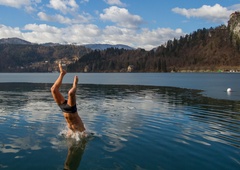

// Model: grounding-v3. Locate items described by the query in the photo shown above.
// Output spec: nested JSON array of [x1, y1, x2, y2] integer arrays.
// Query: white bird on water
[[227, 88, 232, 92]]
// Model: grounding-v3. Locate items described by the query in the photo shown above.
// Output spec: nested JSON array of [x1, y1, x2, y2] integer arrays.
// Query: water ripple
[[0, 83, 239, 169]]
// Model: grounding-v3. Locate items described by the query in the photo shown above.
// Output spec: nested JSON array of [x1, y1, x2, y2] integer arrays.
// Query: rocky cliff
[[228, 11, 240, 46]]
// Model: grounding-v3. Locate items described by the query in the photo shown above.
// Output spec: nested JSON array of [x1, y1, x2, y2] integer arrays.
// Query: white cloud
[[0, 23, 185, 50], [101, 26, 184, 49], [0, 25, 23, 38], [0, 0, 40, 12], [0, 0, 187, 50], [63, 24, 101, 42], [172, 4, 234, 23], [80, 0, 89, 3], [0, 0, 31, 8], [102, 26, 136, 44], [38, 12, 92, 24], [22, 23, 101, 44], [38, 12, 72, 24], [104, 0, 126, 7], [140, 28, 184, 45], [24, 24, 60, 33], [228, 4, 240, 11], [100, 6, 143, 29], [47, 0, 79, 14]]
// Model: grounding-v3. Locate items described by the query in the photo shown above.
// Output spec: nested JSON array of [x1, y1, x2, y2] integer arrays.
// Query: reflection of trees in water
[[75, 84, 240, 149], [76, 85, 158, 152], [1, 83, 239, 151], [76, 84, 240, 119], [2, 82, 239, 117], [0, 83, 52, 112]]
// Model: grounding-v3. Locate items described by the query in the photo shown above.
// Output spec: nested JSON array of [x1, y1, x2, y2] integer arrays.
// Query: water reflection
[[64, 139, 88, 170], [0, 83, 239, 169], [1, 136, 41, 154]]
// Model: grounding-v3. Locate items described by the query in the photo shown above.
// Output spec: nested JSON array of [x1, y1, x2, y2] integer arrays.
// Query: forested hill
[[68, 12, 240, 72], [0, 44, 91, 72], [1, 12, 240, 72]]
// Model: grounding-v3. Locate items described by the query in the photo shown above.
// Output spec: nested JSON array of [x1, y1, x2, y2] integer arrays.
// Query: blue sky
[[0, 0, 240, 50]]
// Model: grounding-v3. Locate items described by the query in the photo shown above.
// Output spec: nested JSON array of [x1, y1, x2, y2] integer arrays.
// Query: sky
[[0, 0, 240, 50]]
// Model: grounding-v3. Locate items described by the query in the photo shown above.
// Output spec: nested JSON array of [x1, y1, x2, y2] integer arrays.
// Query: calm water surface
[[0, 73, 239, 170]]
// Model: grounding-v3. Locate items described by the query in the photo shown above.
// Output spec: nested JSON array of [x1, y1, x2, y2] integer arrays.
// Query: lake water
[[0, 73, 239, 170]]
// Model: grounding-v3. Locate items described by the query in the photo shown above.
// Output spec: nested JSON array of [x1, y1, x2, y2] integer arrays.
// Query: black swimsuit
[[59, 100, 77, 113]]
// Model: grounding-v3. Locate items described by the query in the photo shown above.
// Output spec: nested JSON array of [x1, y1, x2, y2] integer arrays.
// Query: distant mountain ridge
[[1, 12, 240, 72], [0, 37, 134, 50], [84, 44, 134, 50], [0, 37, 32, 45]]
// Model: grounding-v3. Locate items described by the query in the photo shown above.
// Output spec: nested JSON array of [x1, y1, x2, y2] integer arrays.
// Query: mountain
[[41, 42, 61, 46], [84, 44, 134, 50], [0, 37, 32, 45], [1, 12, 240, 72], [0, 37, 134, 50], [68, 12, 240, 73], [0, 43, 91, 72]]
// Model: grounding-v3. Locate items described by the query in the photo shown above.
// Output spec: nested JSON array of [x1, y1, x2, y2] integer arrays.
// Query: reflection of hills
[[76, 84, 240, 150], [0, 83, 51, 112], [1, 82, 240, 114], [0, 83, 239, 151], [1, 82, 240, 120]]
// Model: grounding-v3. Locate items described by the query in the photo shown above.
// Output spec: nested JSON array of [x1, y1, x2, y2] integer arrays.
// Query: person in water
[[51, 63, 85, 136]]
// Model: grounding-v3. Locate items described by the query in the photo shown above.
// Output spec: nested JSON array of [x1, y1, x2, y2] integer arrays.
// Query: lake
[[0, 73, 239, 170]]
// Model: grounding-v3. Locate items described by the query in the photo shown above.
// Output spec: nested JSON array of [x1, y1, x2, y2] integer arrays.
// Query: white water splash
[[58, 126, 94, 141], [58, 127, 87, 141]]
